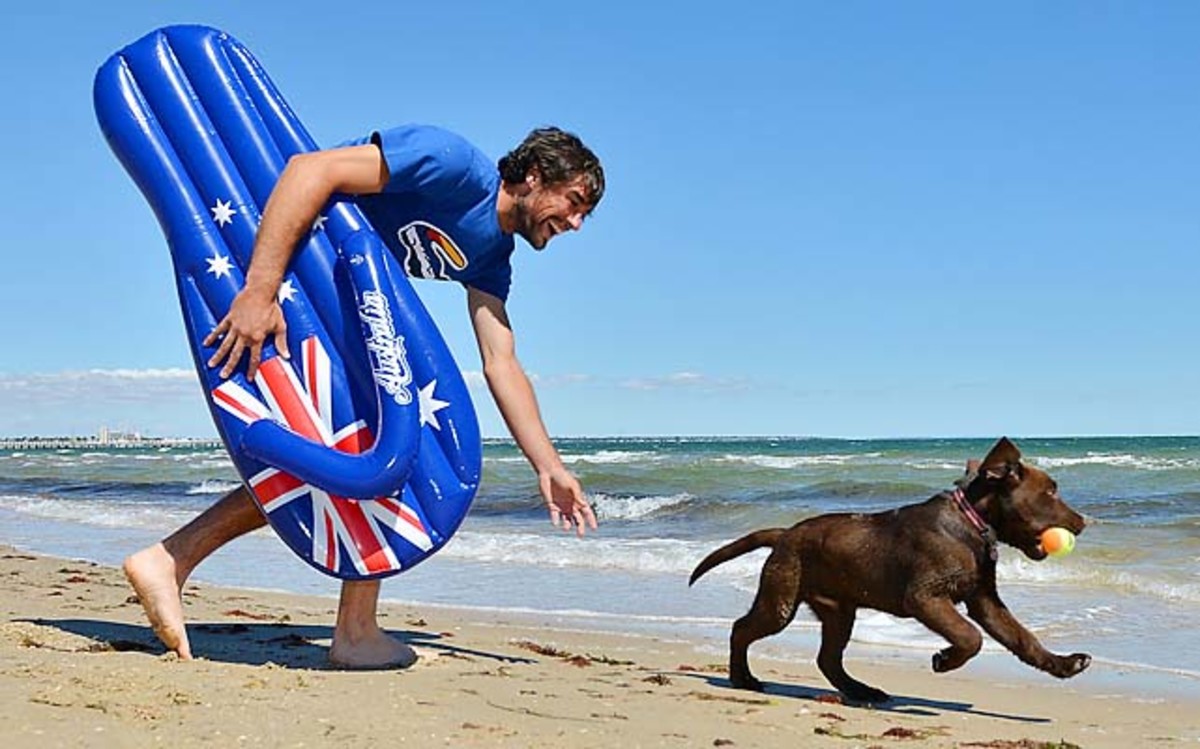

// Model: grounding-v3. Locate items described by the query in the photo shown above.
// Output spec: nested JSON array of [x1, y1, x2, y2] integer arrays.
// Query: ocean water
[[2, 436, 1198, 698]]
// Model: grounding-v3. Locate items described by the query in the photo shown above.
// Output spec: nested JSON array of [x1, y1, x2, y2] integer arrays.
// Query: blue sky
[[1, 1, 1197, 438]]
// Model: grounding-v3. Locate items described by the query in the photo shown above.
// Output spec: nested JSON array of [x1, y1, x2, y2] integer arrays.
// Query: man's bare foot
[[123, 543, 192, 659], [328, 627, 417, 670]]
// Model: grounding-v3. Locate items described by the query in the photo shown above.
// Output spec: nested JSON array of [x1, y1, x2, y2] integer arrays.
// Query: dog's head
[[966, 437, 1087, 561]]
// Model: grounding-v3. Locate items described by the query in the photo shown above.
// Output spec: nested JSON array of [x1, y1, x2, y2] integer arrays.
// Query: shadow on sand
[[675, 671, 1052, 723], [21, 617, 534, 670]]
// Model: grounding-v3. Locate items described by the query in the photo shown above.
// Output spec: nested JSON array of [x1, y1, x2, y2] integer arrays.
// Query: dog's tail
[[688, 529, 785, 586]]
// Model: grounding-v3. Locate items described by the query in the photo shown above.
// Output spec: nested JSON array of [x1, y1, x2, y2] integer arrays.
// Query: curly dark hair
[[498, 127, 605, 208]]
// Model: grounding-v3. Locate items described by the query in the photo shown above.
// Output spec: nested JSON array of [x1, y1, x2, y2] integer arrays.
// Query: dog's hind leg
[[728, 549, 802, 691], [911, 597, 984, 674], [808, 599, 890, 704]]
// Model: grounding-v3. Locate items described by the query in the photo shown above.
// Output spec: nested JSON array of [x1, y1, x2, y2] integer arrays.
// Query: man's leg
[[328, 579, 417, 669], [123, 485, 265, 659]]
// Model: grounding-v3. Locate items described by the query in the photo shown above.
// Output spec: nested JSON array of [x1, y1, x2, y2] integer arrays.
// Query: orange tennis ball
[[1041, 527, 1076, 557]]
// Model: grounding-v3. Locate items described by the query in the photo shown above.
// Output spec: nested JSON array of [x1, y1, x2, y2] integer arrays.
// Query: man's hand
[[539, 466, 598, 537], [203, 287, 290, 381]]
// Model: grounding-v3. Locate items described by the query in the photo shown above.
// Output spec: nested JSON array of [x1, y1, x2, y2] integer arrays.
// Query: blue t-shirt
[[344, 125, 515, 301]]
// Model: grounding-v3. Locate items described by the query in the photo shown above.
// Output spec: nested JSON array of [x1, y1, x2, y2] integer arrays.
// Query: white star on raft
[[277, 279, 298, 303], [418, 380, 450, 430], [211, 198, 235, 227], [312, 215, 328, 233], [206, 253, 233, 279]]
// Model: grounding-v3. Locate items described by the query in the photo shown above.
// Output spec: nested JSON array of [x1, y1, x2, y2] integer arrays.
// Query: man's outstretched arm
[[206, 144, 390, 380], [467, 287, 598, 536]]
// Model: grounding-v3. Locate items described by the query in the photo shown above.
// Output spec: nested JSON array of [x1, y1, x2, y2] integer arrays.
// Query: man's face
[[513, 172, 593, 250]]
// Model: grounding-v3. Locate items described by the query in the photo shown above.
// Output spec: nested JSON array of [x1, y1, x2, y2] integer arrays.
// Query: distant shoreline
[[0, 436, 223, 450], [4, 434, 1198, 451]]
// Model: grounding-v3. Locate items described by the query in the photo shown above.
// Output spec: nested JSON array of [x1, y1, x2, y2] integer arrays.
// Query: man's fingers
[[274, 327, 290, 360], [246, 343, 263, 383], [220, 339, 247, 379], [582, 504, 599, 530], [207, 329, 236, 369], [203, 318, 230, 347]]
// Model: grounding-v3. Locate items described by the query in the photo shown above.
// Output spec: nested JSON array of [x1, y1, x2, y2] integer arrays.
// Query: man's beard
[[510, 197, 545, 249]]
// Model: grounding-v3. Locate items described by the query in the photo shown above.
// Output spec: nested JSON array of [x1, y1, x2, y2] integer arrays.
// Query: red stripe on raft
[[253, 472, 304, 508], [212, 387, 261, 423], [334, 426, 374, 454], [375, 496, 429, 536], [259, 358, 324, 441], [332, 497, 393, 574], [305, 337, 320, 412], [324, 509, 336, 571]]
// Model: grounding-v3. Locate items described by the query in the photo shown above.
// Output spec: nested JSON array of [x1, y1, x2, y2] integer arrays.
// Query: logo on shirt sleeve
[[396, 221, 468, 280]]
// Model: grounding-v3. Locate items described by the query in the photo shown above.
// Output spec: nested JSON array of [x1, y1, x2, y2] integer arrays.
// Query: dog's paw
[[729, 673, 765, 692], [843, 684, 891, 705], [1051, 652, 1091, 678], [932, 649, 956, 673]]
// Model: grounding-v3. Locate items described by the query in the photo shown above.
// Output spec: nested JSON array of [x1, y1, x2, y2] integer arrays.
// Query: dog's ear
[[954, 459, 982, 489], [980, 437, 1022, 483], [981, 437, 1020, 467]]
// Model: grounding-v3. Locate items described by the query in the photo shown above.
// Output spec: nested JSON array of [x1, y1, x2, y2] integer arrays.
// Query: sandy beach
[[1, 545, 1196, 748]]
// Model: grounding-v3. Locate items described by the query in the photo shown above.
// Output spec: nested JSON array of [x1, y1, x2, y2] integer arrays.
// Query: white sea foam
[[186, 480, 242, 495], [560, 450, 659, 465], [902, 459, 966, 471], [0, 493, 196, 530], [440, 530, 716, 576], [170, 451, 228, 462], [845, 609, 943, 649], [997, 554, 1200, 604], [591, 492, 693, 521], [717, 453, 865, 469], [1032, 453, 1200, 471]]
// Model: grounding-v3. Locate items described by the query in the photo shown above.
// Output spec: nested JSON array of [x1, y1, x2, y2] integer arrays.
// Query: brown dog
[[689, 437, 1090, 703]]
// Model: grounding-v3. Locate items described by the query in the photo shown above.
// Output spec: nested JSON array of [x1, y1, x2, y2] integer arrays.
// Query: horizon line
[[4, 432, 1197, 442]]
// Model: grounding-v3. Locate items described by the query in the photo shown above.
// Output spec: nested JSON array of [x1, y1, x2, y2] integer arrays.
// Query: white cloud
[[461, 370, 487, 389], [536, 373, 593, 387], [479, 368, 740, 392], [471, 371, 591, 388], [0, 368, 201, 404], [0, 365, 756, 437], [619, 372, 749, 392], [0, 368, 210, 436]]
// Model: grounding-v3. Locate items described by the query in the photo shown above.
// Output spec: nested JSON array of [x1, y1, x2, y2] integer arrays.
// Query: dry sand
[[1, 545, 1196, 748]]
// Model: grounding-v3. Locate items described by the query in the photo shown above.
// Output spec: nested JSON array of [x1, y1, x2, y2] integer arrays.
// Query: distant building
[[97, 426, 144, 445]]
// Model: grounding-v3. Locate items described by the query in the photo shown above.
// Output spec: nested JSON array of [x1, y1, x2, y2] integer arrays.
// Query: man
[[124, 125, 604, 668]]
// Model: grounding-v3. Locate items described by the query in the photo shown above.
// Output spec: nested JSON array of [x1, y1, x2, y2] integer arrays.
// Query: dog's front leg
[[911, 597, 984, 673], [966, 594, 1091, 678]]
